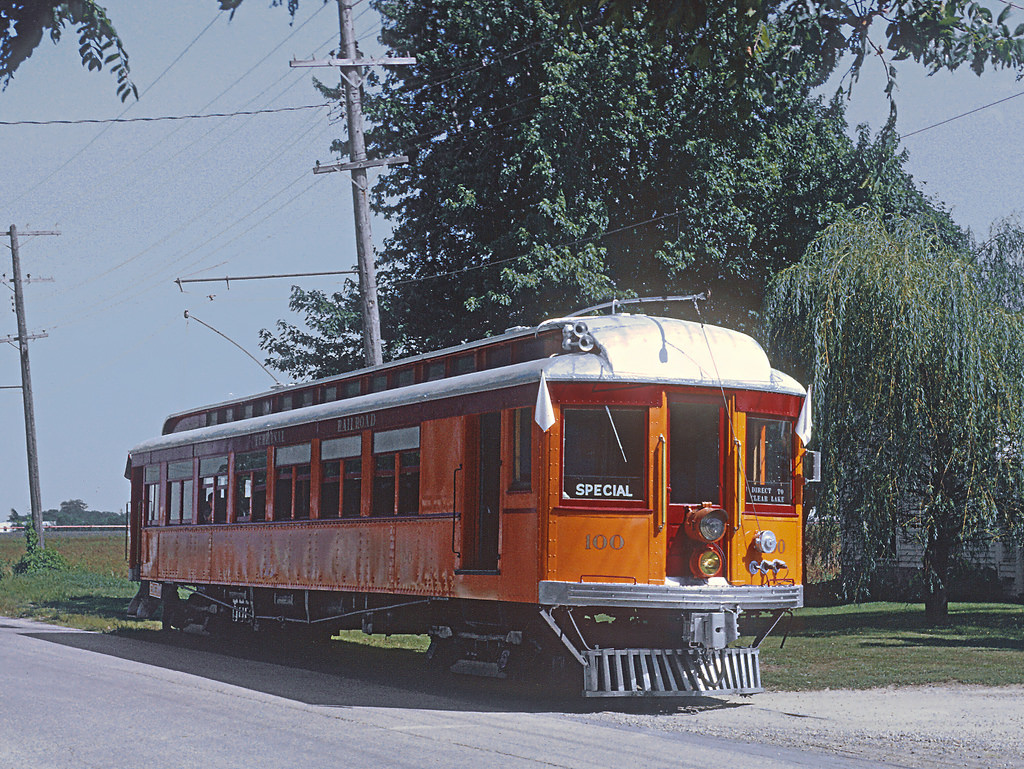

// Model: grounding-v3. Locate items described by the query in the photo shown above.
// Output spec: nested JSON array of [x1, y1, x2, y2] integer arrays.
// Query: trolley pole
[[7, 225, 57, 549], [290, 2, 414, 368]]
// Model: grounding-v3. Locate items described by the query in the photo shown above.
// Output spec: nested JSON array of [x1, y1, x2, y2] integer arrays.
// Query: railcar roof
[[135, 315, 802, 455]]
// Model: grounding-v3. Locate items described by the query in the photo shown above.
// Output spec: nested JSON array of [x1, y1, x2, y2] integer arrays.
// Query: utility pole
[[291, 0, 414, 367], [7, 225, 57, 549]]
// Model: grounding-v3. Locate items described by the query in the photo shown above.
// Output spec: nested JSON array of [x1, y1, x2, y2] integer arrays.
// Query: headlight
[[685, 506, 728, 543], [698, 510, 727, 542], [754, 530, 777, 554], [691, 547, 723, 577]]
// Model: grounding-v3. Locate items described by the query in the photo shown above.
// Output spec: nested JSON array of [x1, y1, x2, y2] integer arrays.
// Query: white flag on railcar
[[796, 384, 813, 446], [535, 370, 555, 432]]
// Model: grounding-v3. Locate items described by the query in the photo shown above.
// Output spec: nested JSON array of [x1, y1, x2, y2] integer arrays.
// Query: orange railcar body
[[127, 314, 811, 696]]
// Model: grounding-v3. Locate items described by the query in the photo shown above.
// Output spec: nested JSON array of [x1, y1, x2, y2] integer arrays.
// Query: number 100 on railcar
[[125, 313, 816, 697]]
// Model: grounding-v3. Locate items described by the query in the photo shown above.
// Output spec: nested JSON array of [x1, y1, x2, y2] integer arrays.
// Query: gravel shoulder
[[583, 685, 1024, 769]]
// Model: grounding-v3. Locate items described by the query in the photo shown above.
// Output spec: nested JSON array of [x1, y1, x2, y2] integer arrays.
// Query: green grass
[[0, 533, 159, 632], [756, 601, 1024, 690], [2, 533, 1021, 690]]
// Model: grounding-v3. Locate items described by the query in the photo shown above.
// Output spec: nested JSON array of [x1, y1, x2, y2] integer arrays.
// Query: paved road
[[0, 617, 912, 769]]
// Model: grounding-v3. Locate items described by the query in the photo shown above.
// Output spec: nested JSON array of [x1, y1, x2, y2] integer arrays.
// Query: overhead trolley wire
[[0, 104, 328, 126], [5, 10, 226, 209], [901, 89, 1024, 139]]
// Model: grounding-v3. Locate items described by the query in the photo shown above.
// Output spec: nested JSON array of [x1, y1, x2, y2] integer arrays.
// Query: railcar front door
[[665, 401, 726, 578]]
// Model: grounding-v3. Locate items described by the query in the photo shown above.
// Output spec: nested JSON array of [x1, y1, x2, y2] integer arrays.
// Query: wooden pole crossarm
[[290, 57, 416, 68], [314, 155, 409, 174]]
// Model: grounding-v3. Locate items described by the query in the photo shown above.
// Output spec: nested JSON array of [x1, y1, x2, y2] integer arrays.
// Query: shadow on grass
[[781, 608, 1024, 639], [859, 635, 1024, 651], [38, 595, 135, 621], [15, 622, 743, 716]]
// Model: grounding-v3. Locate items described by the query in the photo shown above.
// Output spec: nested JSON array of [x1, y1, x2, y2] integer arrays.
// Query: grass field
[[1, 531, 1021, 690]]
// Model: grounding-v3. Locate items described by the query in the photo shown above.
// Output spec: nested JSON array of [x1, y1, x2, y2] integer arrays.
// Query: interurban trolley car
[[125, 312, 812, 697]]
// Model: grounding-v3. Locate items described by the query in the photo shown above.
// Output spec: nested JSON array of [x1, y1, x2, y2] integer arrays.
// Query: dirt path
[[585, 685, 1024, 768]]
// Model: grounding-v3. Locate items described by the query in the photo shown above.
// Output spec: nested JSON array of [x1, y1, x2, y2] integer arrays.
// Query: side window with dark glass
[[510, 407, 532, 491], [235, 450, 267, 522], [144, 465, 161, 526], [274, 443, 312, 520], [562, 408, 646, 502], [166, 460, 194, 524], [746, 417, 793, 505], [198, 456, 229, 524], [320, 436, 361, 519], [372, 427, 420, 515]]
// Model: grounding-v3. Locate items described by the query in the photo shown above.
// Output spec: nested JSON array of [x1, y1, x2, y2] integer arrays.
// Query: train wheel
[[161, 595, 184, 632], [425, 635, 459, 670]]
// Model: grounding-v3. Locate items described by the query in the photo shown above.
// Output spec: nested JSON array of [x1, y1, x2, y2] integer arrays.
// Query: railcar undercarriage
[[128, 580, 792, 697]]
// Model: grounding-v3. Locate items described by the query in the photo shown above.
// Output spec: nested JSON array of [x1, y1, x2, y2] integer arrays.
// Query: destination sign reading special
[[564, 476, 642, 501]]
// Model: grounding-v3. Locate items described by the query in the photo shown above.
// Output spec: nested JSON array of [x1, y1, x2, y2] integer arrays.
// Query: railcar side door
[[460, 411, 501, 572]]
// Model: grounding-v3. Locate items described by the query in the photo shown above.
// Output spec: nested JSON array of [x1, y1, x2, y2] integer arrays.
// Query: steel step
[[581, 646, 762, 697]]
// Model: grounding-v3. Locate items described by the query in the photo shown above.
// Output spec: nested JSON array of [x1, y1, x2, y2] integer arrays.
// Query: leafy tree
[[7, 1, 1023, 104], [40, 499, 127, 526], [262, 0, 960, 376], [0, 1, 136, 100], [975, 215, 1024, 313], [562, 1, 1024, 98], [7, 508, 28, 526], [765, 210, 1024, 622], [0, 0, 291, 99]]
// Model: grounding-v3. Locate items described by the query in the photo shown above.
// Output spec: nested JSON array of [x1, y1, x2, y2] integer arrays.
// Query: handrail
[[451, 464, 462, 557], [656, 434, 667, 533]]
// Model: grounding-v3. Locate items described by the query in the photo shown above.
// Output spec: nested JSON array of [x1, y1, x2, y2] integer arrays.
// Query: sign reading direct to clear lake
[[747, 483, 789, 505]]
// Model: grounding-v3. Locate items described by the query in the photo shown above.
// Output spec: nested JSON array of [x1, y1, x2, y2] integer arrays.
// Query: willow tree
[[765, 212, 1024, 621]]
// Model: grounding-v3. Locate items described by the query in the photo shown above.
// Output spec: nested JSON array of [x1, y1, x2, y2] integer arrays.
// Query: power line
[[0, 103, 329, 126], [85, 12, 338, 192], [902, 89, 1024, 139], [38, 111, 330, 320], [390, 206, 695, 287], [6, 11, 225, 209]]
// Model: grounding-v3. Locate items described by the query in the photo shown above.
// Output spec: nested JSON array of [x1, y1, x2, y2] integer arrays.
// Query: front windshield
[[563, 407, 646, 502]]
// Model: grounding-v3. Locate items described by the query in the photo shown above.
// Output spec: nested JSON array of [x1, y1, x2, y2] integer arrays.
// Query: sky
[[2, 1, 1024, 516]]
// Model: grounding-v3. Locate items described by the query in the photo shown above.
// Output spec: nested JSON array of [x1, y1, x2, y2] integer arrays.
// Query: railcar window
[[323, 385, 337, 402], [398, 451, 420, 514], [394, 369, 415, 387], [669, 403, 721, 504], [746, 417, 793, 505], [342, 379, 362, 397], [235, 450, 267, 522], [484, 346, 511, 369], [167, 460, 194, 524], [343, 458, 362, 517], [510, 407, 532, 491], [279, 393, 294, 411], [373, 454, 396, 516], [274, 443, 311, 520], [425, 361, 445, 381], [199, 456, 229, 524], [452, 354, 475, 375], [144, 465, 160, 525], [298, 390, 314, 407], [321, 436, 361, 519], [372, 427, 420, 516], [562, 408, 646, 502]]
